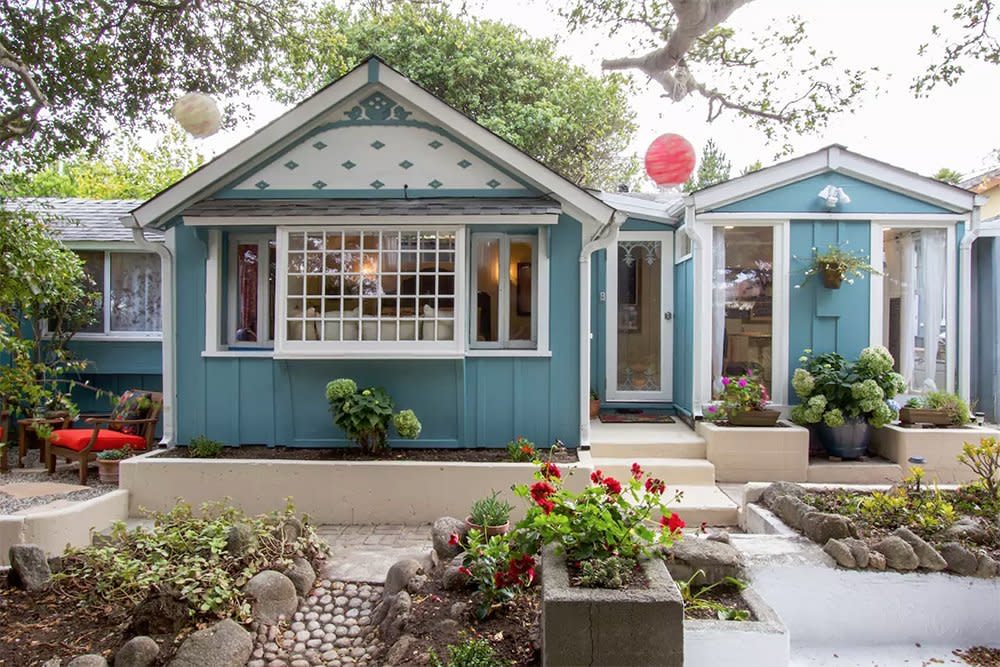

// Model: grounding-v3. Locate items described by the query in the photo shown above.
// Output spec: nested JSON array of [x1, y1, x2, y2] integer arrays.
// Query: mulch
[[157, 445, 579, 464]]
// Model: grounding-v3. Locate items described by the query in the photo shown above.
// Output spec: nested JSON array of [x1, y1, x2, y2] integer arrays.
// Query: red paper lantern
[[644, 134, 696, 186]]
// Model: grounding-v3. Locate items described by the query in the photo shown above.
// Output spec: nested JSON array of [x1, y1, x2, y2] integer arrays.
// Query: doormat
[[598, 411, 676, 424]]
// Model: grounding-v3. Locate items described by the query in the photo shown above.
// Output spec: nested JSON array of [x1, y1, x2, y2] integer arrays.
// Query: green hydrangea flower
[[823, 408, 845, 428], [326, 378, 357, 403], [851, 379, 885, 403], [393, 409, 422, 439], [792, 368, 815, 398], [888, 372, 908, 396], [857, 346, 894, 377], [869, 402, 894, 428]]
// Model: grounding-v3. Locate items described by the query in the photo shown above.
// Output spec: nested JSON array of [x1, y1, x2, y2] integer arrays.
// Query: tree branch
[[0, 43, 48, 145]]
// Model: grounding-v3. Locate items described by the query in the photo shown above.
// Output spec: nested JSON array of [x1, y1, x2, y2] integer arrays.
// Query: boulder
[[662, 537, 743, 586], [431, 517, 468, 560], [761, 481, 806, 509], [441, 556, 472, 591], [283, 557, 317, 597], [449, 602, 469, 620], [867, 551, 887, 570], [771, 495, 811, 530], [801, 512, 858, 544], [939, 542, 978, 576], [276, 517, 303, 543], [224, 523, 258, 557], [244, 570, 298, 625], [975, 552, 999, 578], [66, 657, 107, 667], [384, 559, 426, 597], [168, 618, 252, 667], [892, 527, 947, 571], [384, 634, 417, 665], [823, 539, 857, 568], [114, 636, 160, 667], [842, 537, 871, 569], [41, 659, 61, 667], [872, 536, 919, 571], [705, 530, 731, 544], [7, 544, 52, 591], [126, 587, 189, 637], [374, 590, 412, 645], [942, 518, 990, 545]]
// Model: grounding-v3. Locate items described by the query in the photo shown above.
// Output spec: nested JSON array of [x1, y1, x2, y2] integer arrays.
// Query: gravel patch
[[0, 449, 115, 514]]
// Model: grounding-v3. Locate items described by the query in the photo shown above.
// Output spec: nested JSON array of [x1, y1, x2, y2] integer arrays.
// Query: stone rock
[[449, 602, 469, 620], [373, 591, 411, 645], [771, 495, 812, 530], [47, 556, 64, 575], [892, 527, 947, 571], [705, 530, 731, 544], [168, 618, 252, 667], [842, 537, 871, 569], [7, 544, 52, 591], [384, 559, 426, 597], [114, 636, 160, 667], [66, 656, 107, 667], [662, 537, 743, 586], [867, 551, 886, 570], [761, 481, 806, 509], [126, 587, 189, 637], [872, 536, 919, 571], [431, 517, 468, 560], [284, 558, 317, 597], [41, 659, 61, 667], [225, 523, 258, 557], [939, 542, 978, 576], [801, 512, 858, 545], [823, 539, 857, 568], [276, 517, 303, 543], [385, 634, 417, 665], [433, 618, 460, 638], [441, 555, 471, 591], [975, 552, 999, 578], [419, 549, 440, 573], [942, 518, 990, 545], [244, 570, 299, 625]]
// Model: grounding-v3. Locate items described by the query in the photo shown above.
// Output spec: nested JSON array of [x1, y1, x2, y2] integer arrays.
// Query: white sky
[[197, 0, 1000, 186]]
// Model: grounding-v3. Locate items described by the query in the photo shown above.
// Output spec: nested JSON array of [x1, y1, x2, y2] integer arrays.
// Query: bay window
[[470, 234, 537, 348], [63, 250, 162, 336]]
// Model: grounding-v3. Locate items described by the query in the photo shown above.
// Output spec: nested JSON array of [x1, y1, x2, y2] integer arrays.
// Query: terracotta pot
[[590, 399, 600, 419], [820, 264, 844, 289], [727, 409, 781, 427], [898, 407, 954, 426], [97, 459, 120, 484], [465, 516, 510, 538]]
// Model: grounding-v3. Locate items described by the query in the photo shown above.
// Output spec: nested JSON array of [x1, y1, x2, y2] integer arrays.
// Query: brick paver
[[317, 524, 433, 584]]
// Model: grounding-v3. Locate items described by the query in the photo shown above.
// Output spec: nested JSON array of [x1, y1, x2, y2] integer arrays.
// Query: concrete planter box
[[120, 450, 592, 524], [684, 587, 789, 667], [698, 421, 809, 482], [541, 547, 683, 667], [870, 424, 1000, 483]]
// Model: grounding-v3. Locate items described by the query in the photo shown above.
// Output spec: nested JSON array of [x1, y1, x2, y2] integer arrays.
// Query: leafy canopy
[[268, 2, 638, 188], [683, 139, 732, 193]]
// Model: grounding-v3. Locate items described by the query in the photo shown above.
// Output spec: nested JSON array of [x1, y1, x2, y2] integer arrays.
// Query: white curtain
[[711, 228, 727, 392], [919, 229, 947, 390], [110, 253, 162, 332], [898, 234, 916, 388]]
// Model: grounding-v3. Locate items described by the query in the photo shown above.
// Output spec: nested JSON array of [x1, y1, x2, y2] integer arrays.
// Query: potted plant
[[790, 347, 906, 459], [96, 446, 134, 483], [466, 490, 513, 537], [898, 391, 972, 427], [590, 389, 600, 419], [803, 244, 881, 289], [715, 372, 778, 426]]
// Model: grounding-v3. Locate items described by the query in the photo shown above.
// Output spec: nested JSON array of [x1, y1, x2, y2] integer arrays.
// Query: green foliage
[[574, 555, 636, 589], [506, 436, 537, 463], [460, 530, 534, 620], [268, 2, 638, 188], [932, 167, 964, 184], [97, 446, 135, 461], [469, 491, 513, 528], [712, 372, 770, 421], [430, 634, 509, 667], [919, 391, 972, 425], [188, 436, 224, 459], [393, 409, 422, 439], [676, 569, 750, 621], [5, 129, 204, 199], [682, 139, 732, 193], [802, 244, 882, 286], [914, 1, 1000, 96], [54, 501, 328, 622], [958, 436, 1000, 501], [324, 378, 419, 455], [790, 347, 906, 429]]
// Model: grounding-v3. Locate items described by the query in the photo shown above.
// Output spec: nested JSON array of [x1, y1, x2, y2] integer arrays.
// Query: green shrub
[[575, 555, 636, 589], [188, 435, 223, 458], [923, 391, 972, 425], [460, 529, 534, 619], [958, 436, 1000, 501], [324, 378, 420, 456], [97, 445, 134, 461], [430, 635, 509, 667], [469, 490, 512, 527], [505, 436, 536, 462]]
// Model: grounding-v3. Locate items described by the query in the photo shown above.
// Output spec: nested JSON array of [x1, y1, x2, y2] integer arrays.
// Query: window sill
[[202, 349, 275, 358], [65, 334, 163, 342], [273, 350, 465, 360], [466, 349, 552, 358]]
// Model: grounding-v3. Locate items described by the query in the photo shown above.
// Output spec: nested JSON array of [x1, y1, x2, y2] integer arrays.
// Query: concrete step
[[648, 484, 739, 527], [589, 457, 717, 485], [807, 457, 903, 485], [589, 421, 707, 459]]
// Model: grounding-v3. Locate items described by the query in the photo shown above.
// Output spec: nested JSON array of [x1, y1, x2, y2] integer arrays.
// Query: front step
[[637, 484, 739, 527], [589, 422, 707, 459], [589, 457, 717, 485], [807, 457, 903, 484]]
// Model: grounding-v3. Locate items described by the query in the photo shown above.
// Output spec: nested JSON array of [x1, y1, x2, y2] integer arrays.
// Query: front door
[[606, 231, 673, 402]]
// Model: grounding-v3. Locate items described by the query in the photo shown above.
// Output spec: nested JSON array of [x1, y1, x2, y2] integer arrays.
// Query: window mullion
[[499, 237, 510, 347], [104, 251, 112, 334]]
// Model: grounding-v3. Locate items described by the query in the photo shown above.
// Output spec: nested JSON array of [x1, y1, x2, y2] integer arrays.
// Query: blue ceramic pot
[[817, 417, 872, 459]]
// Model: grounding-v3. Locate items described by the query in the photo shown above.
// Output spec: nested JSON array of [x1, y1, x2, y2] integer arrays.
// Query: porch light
[[817, 185, 851, 209]]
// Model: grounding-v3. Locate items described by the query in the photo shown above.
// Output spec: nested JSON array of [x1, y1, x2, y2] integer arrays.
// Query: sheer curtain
[[898, 234, 916, 387], [711, 228, 727, 392], [919, 229, 947, 390], [110, 253, 162, 332]]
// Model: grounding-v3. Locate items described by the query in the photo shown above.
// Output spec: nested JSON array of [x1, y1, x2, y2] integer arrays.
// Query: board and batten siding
[[672, 257, 695, 414]]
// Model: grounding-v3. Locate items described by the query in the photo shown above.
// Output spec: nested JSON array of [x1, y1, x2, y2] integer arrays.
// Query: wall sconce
[[817, 185, 851, 209]]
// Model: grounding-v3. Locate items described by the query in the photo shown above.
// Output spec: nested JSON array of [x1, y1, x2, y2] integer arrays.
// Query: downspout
[[681, 201, 705, 412], [959, 207, 981, 401], [579, 212, 626, 448], [126, 217, 175, 446]]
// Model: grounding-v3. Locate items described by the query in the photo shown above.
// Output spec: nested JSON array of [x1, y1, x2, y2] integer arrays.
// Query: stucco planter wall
[[120, 450, 592, 524], [870, 424, 1000, 483], [541, 546, 683, 667], [698, 421, 809, 482], [684, 587, 789, 667]]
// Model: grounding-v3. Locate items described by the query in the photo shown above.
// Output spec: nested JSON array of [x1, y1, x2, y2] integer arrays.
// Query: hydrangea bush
[[790, 346, 906, 428], [324, 378, 421, 455]]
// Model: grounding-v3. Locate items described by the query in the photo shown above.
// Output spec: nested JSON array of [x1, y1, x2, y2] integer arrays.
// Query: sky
[[198, 0, 1000, 187]]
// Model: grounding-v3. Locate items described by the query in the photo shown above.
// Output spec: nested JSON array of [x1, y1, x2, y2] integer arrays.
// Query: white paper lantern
[[171, 92, 221, 138]]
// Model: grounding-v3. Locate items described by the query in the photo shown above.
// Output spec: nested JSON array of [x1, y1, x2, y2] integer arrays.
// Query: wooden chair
[[47, 391, 163, 484]]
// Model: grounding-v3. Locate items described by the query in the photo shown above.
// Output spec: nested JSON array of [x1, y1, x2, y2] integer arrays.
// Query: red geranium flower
[[530, 480, 556, 513], [631, 462, 643, 480], [458, 566, 471, 576], [448, 533, 460, 546], [645, 477, 665, 495], [660, 512, 686, 533], [590, 469, 604, 484], [602, 476, 622, 495], [540, 461, 561, 480]]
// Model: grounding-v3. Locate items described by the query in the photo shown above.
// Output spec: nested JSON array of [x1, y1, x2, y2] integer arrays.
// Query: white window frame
[[273, 225, 466, 358], [674, 226, 693, 264], [468, 233, 542, 350], [52, 247, 163, 341], [227, 234, 275, 349]]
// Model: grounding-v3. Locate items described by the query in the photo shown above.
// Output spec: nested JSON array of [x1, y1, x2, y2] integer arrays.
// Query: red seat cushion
[[49, 429, 147, 452]]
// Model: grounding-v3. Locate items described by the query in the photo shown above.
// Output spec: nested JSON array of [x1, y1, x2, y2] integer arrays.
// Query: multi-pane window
[[280, 228, 459, 348], [229, 237, 276, 346], [62, 250, 161, 336], [471, 234, 537, 348]]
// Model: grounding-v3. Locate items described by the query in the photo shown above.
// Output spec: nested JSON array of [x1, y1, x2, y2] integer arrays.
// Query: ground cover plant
[[676, 569, 753, 621]]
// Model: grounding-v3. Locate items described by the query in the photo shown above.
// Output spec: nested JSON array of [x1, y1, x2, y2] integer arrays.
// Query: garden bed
[[156, 445, 579, 463], [870, 423, 1000, 483]]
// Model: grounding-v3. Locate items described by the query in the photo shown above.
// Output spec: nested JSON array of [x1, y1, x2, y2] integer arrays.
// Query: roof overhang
[[592, 190, 682, 226]]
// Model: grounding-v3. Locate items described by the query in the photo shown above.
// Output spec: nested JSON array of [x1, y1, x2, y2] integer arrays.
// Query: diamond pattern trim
[[457, 159, 472, 169], [371, 140, 386, 150], [312, 180, 327, 190], [342, 160, 356, 170], [255, 180, 270, 190], [399, 160, 413, 169], [428, 140, 443, 149], [371, 180, 385, 190], [428, 179, 443, 189], [486, 179, 501, 189], [313, 141, 328, 151], [284, 160, 299, 170]]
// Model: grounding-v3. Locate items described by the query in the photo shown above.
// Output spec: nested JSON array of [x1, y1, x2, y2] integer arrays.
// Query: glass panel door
[[606, 232, 673, 401]]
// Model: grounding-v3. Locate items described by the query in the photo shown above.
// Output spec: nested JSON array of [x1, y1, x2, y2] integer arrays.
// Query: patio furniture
[[47, 391, 163, 484], [17, 415, 72, 468]]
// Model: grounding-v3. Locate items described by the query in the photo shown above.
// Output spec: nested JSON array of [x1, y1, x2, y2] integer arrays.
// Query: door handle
[[664, 312, 673, 321]]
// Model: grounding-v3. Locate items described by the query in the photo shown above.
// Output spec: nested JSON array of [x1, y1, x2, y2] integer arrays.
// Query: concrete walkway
[[317, 524, 432, 584]]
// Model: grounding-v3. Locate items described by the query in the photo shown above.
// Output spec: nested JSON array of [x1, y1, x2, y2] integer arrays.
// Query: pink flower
[[707, 405, 718, 414], [721, 376, 731, 386], [738, 378, 748, 388]]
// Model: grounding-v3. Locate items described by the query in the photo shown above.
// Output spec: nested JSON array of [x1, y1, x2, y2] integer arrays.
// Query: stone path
[[0, 455, 114, 515], [317, 524, 433, 583]]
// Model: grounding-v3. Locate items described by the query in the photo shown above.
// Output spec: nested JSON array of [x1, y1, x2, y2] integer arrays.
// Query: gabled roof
[[686, 144, 985, 214], [4, 197, 163, 242], [591, 190, 683, 225], [128, 57, 614, 230], [959, 165, 1000, 193]]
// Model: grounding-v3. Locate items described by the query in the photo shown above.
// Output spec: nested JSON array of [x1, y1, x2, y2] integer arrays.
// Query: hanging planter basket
[[820, 264, 844, 289]]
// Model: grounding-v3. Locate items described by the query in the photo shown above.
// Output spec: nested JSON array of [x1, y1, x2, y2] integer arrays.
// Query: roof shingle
[[3, 197, 162, 242]]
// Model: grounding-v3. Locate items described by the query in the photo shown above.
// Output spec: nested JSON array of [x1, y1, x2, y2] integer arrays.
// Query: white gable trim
[[182, 214, 560, 227], [689, 145, 983, 214]]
